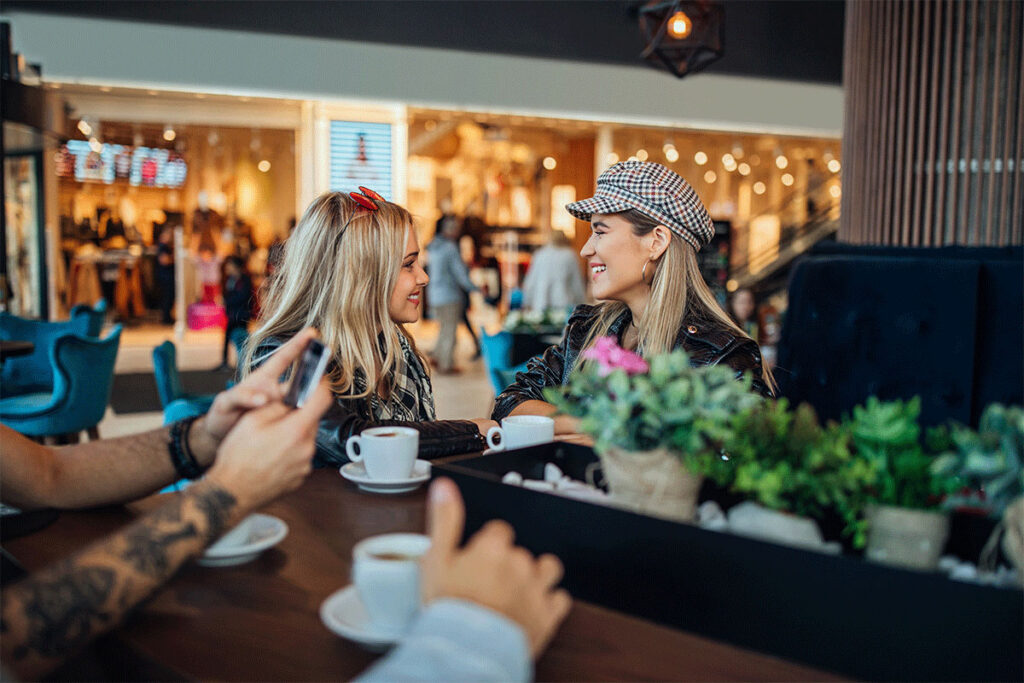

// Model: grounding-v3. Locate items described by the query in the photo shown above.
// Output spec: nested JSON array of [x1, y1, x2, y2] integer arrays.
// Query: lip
[[589, 262, 607, 281], [407, 292, 421, 305]]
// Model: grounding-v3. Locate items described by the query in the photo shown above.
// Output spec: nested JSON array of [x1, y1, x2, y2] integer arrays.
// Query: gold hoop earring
[[641, 259, 653, 284]]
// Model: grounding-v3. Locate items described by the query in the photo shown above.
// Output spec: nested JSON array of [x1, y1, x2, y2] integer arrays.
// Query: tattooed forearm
[[192, 485, 238, 542], [1, 481, 241, 679]]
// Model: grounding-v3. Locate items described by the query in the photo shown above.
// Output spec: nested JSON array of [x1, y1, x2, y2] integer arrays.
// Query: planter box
[[436, 443, 1023, 682]]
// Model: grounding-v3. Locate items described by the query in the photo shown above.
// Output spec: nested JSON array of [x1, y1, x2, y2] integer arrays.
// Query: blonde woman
[[493, 162, 775, 430], [244, 189, 494, 465]]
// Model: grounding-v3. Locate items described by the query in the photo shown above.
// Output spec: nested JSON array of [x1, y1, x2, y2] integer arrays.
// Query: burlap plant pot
[[597, 445, 703, 523], [865, 504, 950, 571]]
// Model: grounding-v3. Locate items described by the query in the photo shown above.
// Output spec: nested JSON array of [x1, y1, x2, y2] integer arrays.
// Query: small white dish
[[197, 513, 288, 567], [319, 584, 399, 652], [339, 459, 431, 494]]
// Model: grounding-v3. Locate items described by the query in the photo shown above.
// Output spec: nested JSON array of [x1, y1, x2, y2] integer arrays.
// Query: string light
[[258, 160, 271, 173], [606, 152, 620, 165], [163, 125, 176, 142], [828, 159, 841, 173], [704, 170, 717, 183], [781, 173, 795, 186], [775, 154, 789, 169], [737, 163, 751, 176], [636, 149, 649, 161], [543, 156, 557, 170], [665, 147, 680, 162], [753, 181, 767, 195], [694, 151, 708, 165]]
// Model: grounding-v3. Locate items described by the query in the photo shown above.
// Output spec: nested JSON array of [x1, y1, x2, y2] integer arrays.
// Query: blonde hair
[[580, 208, 776, 392], [242, 191, 426, 401]]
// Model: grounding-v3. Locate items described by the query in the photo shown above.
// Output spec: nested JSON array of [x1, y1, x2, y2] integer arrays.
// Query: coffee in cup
[[345, 426, 419, 480], [352, 533, 431, 636], [486, 415, 555, 451]]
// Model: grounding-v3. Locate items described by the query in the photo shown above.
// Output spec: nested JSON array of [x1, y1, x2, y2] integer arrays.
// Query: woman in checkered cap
[[242, 190, 496, 466], [493, 161, 774, 430]]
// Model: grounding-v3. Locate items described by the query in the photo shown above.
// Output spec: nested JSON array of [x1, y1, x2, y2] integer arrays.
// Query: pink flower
[[582, 336, 649, 376]]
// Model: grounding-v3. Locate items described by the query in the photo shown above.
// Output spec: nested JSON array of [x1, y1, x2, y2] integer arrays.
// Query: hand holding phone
[[283, 338, 330, 408]]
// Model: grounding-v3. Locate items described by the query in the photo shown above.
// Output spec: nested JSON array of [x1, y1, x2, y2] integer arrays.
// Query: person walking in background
[[155, 224, 176, 325], [728, 287, 759, 341], [218, 255, 253, 371], [521, 230, 586, 312], [427, 214, 480, 374]]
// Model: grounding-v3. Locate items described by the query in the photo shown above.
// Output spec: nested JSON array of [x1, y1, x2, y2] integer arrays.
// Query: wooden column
[[840, 0, 1023, 246]]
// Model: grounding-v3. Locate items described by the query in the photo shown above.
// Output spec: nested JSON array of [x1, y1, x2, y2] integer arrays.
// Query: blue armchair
[[0, 307, 101, 397], [152, 341, 215, 423], [480, 328, 529, 396], [69, 298, 107, 337], [0, 325, 123, 441]]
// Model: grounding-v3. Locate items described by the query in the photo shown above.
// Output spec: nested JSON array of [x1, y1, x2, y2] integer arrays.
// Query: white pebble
[[501, 472, 523, 485]]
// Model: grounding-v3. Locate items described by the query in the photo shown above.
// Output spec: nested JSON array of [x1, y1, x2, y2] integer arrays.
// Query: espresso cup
[[486, 415, 555, 451], [345, 426, 419, 480], [351, 533, 431, 636]]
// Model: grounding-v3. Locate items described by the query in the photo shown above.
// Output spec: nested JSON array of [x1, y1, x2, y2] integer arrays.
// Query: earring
[[641, 259, 653, 284]]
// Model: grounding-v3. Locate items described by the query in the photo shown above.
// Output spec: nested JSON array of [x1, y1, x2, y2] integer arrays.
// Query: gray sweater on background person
[[425, 235, 478, 308]]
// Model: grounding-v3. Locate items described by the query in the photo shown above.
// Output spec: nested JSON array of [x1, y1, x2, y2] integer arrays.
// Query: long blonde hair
[[580, 209, 776, 392], [242, 191, 426, 401]]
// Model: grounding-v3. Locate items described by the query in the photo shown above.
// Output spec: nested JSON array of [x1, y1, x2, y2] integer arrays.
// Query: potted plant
[[543, 337, 762, 522], [850, 397, 960, 571], [720, 399, 876, 551], [931, 403, 1024, 575]]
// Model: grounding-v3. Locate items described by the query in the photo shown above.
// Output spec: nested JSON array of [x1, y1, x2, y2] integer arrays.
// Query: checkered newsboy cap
[[565, 161, 715, 250]]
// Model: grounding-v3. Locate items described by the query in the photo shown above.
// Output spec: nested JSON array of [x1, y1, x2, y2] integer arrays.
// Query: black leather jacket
[[492, 304, 772, 420], [253, 339, 486, 467]]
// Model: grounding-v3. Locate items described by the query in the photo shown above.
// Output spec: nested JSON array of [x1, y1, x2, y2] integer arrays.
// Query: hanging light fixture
[[638, 0, 724, 79]]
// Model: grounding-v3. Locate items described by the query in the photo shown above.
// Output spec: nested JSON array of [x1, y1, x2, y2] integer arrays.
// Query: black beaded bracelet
[[168, 415, 206, 480]]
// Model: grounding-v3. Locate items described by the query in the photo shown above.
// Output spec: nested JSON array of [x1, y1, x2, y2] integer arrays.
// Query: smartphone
[[283, 338, 330, 408]]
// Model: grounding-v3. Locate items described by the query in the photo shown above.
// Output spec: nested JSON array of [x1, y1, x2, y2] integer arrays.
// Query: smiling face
[[579, 213, 658, 306], [387, 229, 429, 324]]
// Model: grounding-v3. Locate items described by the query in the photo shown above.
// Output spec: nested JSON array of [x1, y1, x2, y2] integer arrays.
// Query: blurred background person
[[521, 230, 586, 313], [218, 255, 253, 371], [155, 224, 176, 325], [427, 214, 480, 374], [728, 287, 759, 341]]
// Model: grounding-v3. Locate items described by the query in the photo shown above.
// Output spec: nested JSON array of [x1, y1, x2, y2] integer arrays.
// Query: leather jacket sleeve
[[313, 401, 486, 468], [491, 305, 597, 421]]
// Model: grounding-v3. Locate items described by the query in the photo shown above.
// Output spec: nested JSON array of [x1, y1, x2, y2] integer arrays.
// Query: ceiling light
[[737, 163, 751, 176], [667, 10, 693, 39], [753, 181, 767, 195], [77, 119, 92, 136], [704, 170, 717, 183], [163, 125, 176, 142], [639, 0, 724, 79], [781, 173, 794, 186], [543, 156, 557, 170], [665, 148, 680, 162], [636, 149, 649, 161], [89, 137, 102, 153], [662, 141, 676, 153], [258, 160, 271, 173], [827, 159, 841, 173], [722, 153, 735, 166], [731, 143, 744, 159], [775, 154, 788, 169], [694, 151, 708, 165], [830, 184, 842, 198], [606, 152, 620, 165]]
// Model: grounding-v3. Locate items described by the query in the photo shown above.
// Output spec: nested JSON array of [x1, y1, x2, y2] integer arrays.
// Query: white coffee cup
[[486, 415, 555, 451], [352, 533, 431, 636], [345, 426, 419, 480], [208, 515, 255, 552]]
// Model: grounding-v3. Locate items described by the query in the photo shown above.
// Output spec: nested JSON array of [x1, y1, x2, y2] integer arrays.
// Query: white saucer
[[197, 514, 288, 567], [319, 585, 398, 651], [339, 459, 431, 494]]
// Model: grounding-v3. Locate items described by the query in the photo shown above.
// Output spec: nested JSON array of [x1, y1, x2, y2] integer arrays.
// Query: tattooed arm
[[0, 480, 238, 679], [0, 329, 323, 512], [0, 332, 334, 680]]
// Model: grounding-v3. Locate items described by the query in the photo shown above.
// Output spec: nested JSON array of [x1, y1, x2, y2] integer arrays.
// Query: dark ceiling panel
[[5, 0, 844, 84]]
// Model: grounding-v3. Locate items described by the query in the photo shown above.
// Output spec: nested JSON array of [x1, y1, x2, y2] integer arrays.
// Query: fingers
[[427, 478, 465, 561], [549, 588, 573, 623], [466, 519, 515, 553], [535, 553, 564, 588], [216, 382, 278, 414], [253, 327, 319, 381], [282, 379, 334, 431]]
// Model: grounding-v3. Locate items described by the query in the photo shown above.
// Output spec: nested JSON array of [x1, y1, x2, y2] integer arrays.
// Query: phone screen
[[283, 338, 329, 408]]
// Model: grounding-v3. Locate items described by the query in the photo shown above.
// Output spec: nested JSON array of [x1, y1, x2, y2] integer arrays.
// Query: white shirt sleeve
[[354, 599, 532, 682]]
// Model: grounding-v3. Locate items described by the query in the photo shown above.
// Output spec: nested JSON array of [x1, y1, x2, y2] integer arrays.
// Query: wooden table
[[4, 469, 841, 681]]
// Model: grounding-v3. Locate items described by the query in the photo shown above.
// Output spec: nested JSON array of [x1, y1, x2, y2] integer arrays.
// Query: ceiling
[[5, 1, 845, 85]]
